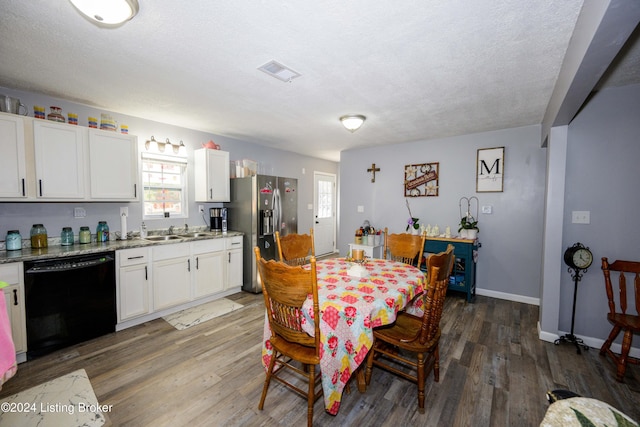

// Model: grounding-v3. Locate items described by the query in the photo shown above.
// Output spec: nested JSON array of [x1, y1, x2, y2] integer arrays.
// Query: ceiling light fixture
[[68, 0, 139, 26], [340, 115, 366, 133]]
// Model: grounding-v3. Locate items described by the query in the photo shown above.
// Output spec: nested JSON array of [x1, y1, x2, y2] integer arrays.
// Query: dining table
[[261, 257, 427, 416]]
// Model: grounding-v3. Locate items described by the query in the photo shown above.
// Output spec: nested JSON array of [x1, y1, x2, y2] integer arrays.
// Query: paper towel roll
[[120, 213, 127, 240]]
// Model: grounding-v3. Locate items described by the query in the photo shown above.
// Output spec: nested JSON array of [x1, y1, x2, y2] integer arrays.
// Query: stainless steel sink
[[178, 232, 214, 238], [144, 235, 184, 242]]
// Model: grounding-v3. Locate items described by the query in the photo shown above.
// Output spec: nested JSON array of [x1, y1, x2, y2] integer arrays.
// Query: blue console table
[[424, 236, 478, 302]]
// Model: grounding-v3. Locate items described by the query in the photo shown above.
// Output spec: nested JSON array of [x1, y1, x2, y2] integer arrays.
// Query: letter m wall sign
[[476, 147, 504, 192]]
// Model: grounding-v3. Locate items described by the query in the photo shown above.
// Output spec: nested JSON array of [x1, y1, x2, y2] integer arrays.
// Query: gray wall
[[0, 86, 338, 239], [560, 82, 640, 342], [338, 125, 547, 301]]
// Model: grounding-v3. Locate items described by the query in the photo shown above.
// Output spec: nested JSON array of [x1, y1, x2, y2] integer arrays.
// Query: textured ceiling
[[1, 0, 634, 162]]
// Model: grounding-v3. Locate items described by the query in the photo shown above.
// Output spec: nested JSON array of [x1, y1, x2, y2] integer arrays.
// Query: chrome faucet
[[184, 223, 189, 233], [168, 225, 175, 235]]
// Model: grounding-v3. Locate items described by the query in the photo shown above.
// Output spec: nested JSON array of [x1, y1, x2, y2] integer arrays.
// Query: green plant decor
[[458, 215, 479, 232]]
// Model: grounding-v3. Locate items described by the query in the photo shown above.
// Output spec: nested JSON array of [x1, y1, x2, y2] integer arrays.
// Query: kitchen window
[[141, 153, 188, 219]]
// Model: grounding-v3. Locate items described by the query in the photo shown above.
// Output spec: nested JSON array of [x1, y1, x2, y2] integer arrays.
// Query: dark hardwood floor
[[1, 292, 638, 426]]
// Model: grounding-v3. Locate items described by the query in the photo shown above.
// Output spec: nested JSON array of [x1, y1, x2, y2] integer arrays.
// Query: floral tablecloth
[[261, 258, 426, 415]]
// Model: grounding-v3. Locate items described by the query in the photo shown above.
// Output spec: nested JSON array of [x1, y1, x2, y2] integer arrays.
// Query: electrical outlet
[[198, 205, 205, 214], [481, 205, 492, 214]]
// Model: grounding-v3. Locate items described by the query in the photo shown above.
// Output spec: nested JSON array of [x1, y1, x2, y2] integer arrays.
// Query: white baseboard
[[537, 321, 640, 358], [470, 289, 640, 359], [476, 287, 540, 306]]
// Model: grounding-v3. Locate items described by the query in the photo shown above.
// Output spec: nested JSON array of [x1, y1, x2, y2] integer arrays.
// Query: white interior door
[[314, 172, 336, 256]]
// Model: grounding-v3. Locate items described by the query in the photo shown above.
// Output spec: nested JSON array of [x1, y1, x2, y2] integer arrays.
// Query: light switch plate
[[571, 211, 590, 224], [357, 205, 364, 213], [481, 205, 492, 214], [74, 207, 86, 218]]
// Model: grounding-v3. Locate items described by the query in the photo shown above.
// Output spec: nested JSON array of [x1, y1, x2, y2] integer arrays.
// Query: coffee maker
[[210, 207, 228, 233]]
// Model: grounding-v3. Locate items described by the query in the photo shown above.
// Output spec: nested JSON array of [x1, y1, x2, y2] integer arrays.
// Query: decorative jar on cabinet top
[[47, 106, 65, 123]]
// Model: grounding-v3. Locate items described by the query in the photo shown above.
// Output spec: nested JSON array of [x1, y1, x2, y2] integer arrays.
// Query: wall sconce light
[[145, 136, 185, 155], [340, 115, 366, 133], [68, 0, 139, 26]]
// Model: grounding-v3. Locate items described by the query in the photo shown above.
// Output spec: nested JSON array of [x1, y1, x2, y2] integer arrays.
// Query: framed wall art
[[404, 162, 439, 197], [476, 147, 504, 192]]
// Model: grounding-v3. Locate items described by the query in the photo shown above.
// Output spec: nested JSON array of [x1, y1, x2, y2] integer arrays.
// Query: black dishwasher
[[24, 252, 116, 360]]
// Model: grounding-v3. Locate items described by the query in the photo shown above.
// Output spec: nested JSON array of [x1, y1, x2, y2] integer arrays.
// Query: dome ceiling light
[[68, 0, 139, 26], [340, 115, 366, 133]]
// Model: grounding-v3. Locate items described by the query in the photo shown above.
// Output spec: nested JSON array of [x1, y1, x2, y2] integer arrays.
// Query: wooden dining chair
[[275, 228, 315, 266], [600, 257, 640, 381], [365, 244, 454, 413], [383, 227, 426, 268], [254, 247, 322, 427]]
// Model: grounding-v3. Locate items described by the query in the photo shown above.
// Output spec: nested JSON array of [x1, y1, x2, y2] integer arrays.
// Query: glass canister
[[96, 221, 109, 242], [30, 224, 48, 248], [79, 226, 91, 244], [61, 227, 74, 246], [6, 230, 22, 251]]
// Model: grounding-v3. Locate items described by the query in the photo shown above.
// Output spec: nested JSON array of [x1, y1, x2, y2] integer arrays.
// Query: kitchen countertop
[[0, 231, 244, 264]]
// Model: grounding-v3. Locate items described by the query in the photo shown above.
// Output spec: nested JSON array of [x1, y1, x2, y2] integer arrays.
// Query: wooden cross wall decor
[[367, 163, 380, 183]]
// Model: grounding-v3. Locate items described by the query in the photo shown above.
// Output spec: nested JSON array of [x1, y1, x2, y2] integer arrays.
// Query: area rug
[[0, 368, 107, 427], [163, 298, 245, 330]]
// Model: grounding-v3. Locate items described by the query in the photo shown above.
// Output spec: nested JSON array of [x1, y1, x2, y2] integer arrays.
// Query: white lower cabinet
[[0, 263, 27, 357], [226, 236, 243, 290], [117, 247, 151, 322], [116, 235, 244, 329], [152, 242, 191, 311], [192, 239, 225, 299]]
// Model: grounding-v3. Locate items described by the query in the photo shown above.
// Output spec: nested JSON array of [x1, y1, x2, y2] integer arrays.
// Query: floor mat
[[162, 298, 245, 330], [0, 368, 107, 427]]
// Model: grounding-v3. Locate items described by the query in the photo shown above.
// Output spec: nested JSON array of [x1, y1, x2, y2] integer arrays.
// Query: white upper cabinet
[[33, 120, 85, 199], [0, 113, 27, 198], [1, 117, 141, 202], [88, 129, 138, 200], [194, 148, 230, 202]]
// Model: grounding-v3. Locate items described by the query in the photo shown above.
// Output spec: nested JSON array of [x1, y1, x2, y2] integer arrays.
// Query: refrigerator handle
[[272, 188, 281, 234], [277, 188, 282, 233]]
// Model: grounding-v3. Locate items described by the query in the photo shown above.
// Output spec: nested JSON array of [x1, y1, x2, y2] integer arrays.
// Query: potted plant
[[458, 214, 479, 239]]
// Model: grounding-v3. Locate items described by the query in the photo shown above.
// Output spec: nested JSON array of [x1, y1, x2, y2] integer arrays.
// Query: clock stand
[[554, 265, 590, 354], [555, 242, 593, 354]]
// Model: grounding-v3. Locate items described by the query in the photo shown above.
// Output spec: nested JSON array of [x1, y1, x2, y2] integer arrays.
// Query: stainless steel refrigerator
[[226, 175, 298, 293]]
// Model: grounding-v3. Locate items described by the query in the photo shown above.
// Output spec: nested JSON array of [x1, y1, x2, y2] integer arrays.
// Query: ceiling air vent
[[258, 60, 301, 83]]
